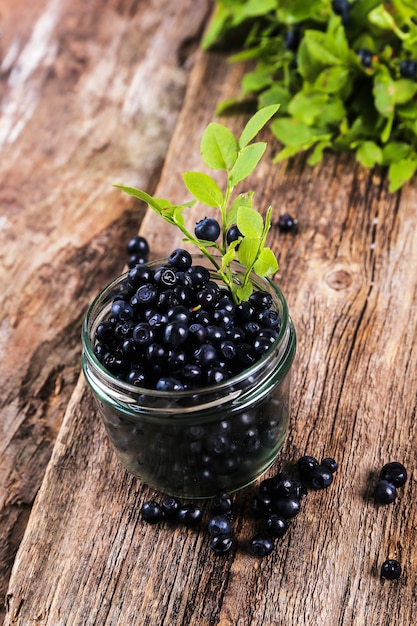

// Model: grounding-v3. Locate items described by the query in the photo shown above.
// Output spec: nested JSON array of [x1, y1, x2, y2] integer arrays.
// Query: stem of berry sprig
[[115, 104, 280, 304]]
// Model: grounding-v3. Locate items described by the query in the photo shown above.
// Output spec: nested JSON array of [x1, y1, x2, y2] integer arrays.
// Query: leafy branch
[[115, 104, 280, 303], [203, 0, 417, 192]]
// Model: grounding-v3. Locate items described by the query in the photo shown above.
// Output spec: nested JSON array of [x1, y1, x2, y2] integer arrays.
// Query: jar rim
[[81, 256, 292, 400]]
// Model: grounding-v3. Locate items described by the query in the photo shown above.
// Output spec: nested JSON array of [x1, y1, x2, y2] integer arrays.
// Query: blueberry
[[321, 457, 338, 474], [284, 27, 300, 52], [265, 514, 289, 538], [195, 217, 221, 242], [251, 533, 274, 557], [208, 515, 232, 537], [164, 321, 189, 347], [133, 322, 154, 346], [399, 59, 417, 79], [212, 491, 233, 515], [155, 377, 185, 392], [126, 235, 149, 258], [161, 496, 181, 521], [380, 559, 401, 580], [380, 462, 407, 487], [210, 534, 234, 555], [252, 493, 273, 517], [127, 264, 153, 288], [186, 265, 211, 288], [297, 455, 319, 476], [194, 343, 218, 366], [111, 300, 133, 322], [226, 224, 242, 245], [168, 248, 192, 270], [133, 283, 159, 307], [141, 500, 163, 524], [272, 496, 301, 519], [357, 48, 373, 68], [331, 0, 350, 24], [249, 290, 273, 310], [277, 213, 297, 233], [177, 504, 203, 527], [374, 479, 397, 504], [308, 465, 334, 490]]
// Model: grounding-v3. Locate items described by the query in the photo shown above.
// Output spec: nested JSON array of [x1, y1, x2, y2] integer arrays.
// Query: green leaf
[[314, 66, 352, 95], [373, 75, 395, 118], [271, 117, 316, 147], [273, 144, 305, 163], [239, 104, 280, 148], [355, 141, 383, 168], [288, 92, 328, 126], [229, 142, 267, 186], [393, 79, 417, 104], [237, 206, 264, 237], [113, 185, 168, 213], [253, 247, 278, 276], [200, 122, 238, 170], [308, 139, 332, 166], [237, 237, 259, 268], [381, 142, 412, 165], [221, 247, 237, 270], [236, 282, 253, 302], [227, 192, 253, 226], [182, 172, 223, 208], [388, 159, 417, 192]]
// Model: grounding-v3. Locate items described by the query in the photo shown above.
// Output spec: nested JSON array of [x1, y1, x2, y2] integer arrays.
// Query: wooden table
[[1, 2, 416, 624]]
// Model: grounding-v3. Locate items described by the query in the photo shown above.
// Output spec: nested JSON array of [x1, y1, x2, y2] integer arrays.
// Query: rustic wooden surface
[[2, 1, 417, 625]]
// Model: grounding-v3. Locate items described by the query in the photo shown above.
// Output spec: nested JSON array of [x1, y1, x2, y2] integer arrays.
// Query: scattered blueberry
[[380, 559, 402, 580], [308, 465, 334, 491], [177, 504, 203, 527], [161, 496, 181, 521], [141, 500, 163, 524], [322, 457, 338, 474], [207, 515, 232, 537], [210, 534, 234, 555], [374, 479, 397, 505], [251, 533, 274, 557], [380, 462, 407, 488], [265, 514, 289, 538], [277, 213, 297, 233], [212, 491, 233, 516]]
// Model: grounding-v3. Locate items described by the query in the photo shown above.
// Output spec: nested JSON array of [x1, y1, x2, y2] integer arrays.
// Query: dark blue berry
[[127, 264, 153, 288], [226, 224, 242, 245], [133, 322, 154, 345], [380, 559, 401, 580], [308, 465, 334, 490], [210, 534, 234, 555], [186, 265, 211, 288], [212, 491, 233, 515], [322, 457, 338, 474], [297, 455, 319, 476], [380, 462, 407, 487], [272, 496, 301, 519], [141, 500, 162, 524], [194, 343, 218, 366], [126, 235, 149, 258], [331, 0, 350, 25], [265, 514, 289, 538], [195, 217, 221, 242], [374, 479, 397, 504], [208, 514, 232, 537], [399, 59, 417, 79], [357, 48, 373, 68], [164, 321, 189, 347], [155, 377, 185, 392], [168, 248, 192, 270], [277, 213, 297, 233], [177, 504, 203, 527], [133, 283, 158, 307], [161, 496, 181, 521], [251, 533, 274, 557]]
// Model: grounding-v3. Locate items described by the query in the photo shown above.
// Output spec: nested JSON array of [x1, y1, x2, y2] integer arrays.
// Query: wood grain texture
[[4, 8, 417, 626], [0, 0, 210, 618]]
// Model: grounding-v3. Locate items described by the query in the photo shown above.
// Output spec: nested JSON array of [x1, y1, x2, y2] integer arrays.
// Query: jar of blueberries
[[82, 254, 296, 498]]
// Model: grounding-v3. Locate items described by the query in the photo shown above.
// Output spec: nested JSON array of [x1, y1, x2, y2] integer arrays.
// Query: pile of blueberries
[[141, 454, 338, 557], [94, 214, 296, 392]]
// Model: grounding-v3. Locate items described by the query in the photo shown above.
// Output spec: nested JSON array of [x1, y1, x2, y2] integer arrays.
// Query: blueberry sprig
[[203, 0, 417, 192], [115, 105, 280, 303]]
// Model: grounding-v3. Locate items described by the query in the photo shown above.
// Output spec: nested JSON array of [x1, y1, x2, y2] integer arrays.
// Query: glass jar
[[81, 258, 296, 498]]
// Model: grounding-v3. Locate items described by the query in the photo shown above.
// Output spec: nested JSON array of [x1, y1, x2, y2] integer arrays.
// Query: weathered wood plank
[[4, 16, 417, 626], [0, 0, 210, 618]]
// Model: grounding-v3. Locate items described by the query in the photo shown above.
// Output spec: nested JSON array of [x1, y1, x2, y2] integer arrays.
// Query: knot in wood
[[325, 268, 353, 291]]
